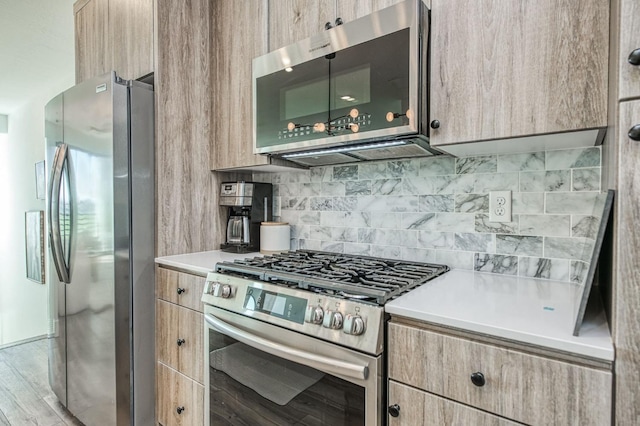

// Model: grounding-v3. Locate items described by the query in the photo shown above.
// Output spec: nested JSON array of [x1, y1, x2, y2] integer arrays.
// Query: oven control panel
[[202, 272, 384, 355]]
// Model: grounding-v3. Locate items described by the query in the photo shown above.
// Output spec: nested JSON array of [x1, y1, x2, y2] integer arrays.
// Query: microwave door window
[[255, 57, 330, 149], [329, 28, 411, 137]]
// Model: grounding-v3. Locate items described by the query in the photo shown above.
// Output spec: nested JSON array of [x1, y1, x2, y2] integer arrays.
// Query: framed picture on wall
[[35, 161, 45, 200], [25, 210, 45, 284]]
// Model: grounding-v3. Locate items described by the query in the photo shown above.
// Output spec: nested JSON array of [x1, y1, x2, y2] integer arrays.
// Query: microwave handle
[[204, 313, 369, 381]]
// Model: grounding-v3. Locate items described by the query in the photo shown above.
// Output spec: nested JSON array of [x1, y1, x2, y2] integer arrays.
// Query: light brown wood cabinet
[[268, 0, 404, 51], [429, 0, 609, 147], [157, 299, 204, 384], [612, 99, 640, 425], [388, 320, 613, 425], [157, 363, 204, 426], [74, 0, 153, 83], [388, 381, 519, 426], [156, 266, 206, 426], [619, 0, 640, 101], [74, 0, 109, 84], [211, 0, 271, 170], [108, 0, 153, 80]]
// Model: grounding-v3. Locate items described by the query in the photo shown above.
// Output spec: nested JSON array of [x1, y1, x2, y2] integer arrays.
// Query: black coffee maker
[[220, 182, 272, 253]]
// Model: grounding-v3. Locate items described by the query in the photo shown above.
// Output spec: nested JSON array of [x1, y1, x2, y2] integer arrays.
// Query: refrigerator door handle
[[48, 143, 70, 283]]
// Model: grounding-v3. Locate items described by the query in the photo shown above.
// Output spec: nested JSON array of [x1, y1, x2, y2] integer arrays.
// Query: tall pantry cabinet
[[607, 0, 640, 424]]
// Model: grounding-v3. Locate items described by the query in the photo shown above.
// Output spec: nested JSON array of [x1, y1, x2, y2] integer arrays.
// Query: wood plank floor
[[0, 338, 82, 426]]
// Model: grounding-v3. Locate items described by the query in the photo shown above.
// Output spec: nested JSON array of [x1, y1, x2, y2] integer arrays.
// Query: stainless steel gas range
[[202, 250, 448, 426]]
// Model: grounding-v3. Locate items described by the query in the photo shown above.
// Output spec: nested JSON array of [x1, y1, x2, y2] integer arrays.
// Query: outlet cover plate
[[489, 191, 512, 222]]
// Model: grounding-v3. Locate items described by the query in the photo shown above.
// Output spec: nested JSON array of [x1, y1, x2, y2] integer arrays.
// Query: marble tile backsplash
[[253, 147, 605, 284]]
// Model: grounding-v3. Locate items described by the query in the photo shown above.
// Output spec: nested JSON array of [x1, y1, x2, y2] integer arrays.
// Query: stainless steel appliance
[[45, 72, 155, 425], [220, 182, 272, 253], [202, 250, 448, 425], [252, 0, 440, 166]]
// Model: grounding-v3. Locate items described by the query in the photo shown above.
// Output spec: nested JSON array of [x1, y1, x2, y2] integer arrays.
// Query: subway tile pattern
[[255, 147, 606, 285]]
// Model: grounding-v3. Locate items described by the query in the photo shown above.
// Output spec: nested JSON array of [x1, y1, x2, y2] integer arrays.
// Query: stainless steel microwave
[[252, 0, 439, 166]]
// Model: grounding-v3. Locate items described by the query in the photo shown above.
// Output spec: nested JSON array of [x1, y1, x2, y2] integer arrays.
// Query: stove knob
[[343, 314, 365, 336], [322, 311, 343, 329], [304, 305, 324, 324], [213, 283, 233, 298]]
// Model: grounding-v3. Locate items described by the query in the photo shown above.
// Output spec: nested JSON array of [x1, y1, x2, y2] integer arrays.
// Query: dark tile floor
[[0, 338, 82, 425]]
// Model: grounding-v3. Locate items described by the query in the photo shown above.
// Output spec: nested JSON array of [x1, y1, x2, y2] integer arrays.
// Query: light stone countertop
[[155, 250, 260, 276], [386, 269, 614, 361]]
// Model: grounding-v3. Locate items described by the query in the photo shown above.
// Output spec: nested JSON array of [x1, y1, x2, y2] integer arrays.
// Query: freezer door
[[62, 73, 117, 425], [45, 93, 67, 407]]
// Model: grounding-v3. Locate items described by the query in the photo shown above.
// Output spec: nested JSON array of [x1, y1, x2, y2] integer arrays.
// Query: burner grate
[[216, 249, 449, 304]]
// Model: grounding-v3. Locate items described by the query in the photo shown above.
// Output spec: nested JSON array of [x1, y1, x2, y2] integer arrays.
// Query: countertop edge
[[386, 305, 614, 362]]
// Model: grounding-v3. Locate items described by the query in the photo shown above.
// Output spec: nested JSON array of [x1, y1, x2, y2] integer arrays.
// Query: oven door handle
[[204, 313, 369, 381]]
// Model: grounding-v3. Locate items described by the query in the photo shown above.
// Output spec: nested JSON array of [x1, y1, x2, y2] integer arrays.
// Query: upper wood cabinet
[[268, 0, 404, 51], [211, 0, 271, 170], [109, 0, 153, 80], [268, 0, 334, 51], [429, 0, 609, 147], [619, 0, 640, 101], [74, 0, 153, 83], [74, 0, 109, 84]]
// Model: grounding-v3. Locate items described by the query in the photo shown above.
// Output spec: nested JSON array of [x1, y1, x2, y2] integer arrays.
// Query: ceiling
[[0, 0, 75, 115]]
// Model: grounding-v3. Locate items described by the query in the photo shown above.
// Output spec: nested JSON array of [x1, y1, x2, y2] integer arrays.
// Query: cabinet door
[[388, 381, 519, 426], [74, 0, 109, 84], [211, 0, 270, 170], [619, 0, 640, 100], [268, 0, 335, 51], [429, 0, 608, 146], [157, 267, 205, 313], [336, 0, 404, 23], [157, 363, 204, 426], [109, 0, 153, 80], [388, 322, 612, 425], [157, 300, 204, 384], [614, 100, 640, 425]]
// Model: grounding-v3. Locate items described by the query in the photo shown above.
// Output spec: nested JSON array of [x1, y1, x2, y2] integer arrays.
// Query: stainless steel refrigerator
[[45, 72, 155, 425]]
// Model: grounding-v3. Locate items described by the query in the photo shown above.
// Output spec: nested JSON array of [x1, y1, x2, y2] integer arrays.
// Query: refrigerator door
[[62, 73, 117, 425], [45, 93, 67, 407]]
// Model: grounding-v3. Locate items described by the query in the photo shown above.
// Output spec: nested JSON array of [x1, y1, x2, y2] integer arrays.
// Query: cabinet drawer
[[388, 322, 611, 425], [388, 380, 519, 426], [157, 299, 204, 383], [157, 362, 204, 426], [157, 267, 205, 312]]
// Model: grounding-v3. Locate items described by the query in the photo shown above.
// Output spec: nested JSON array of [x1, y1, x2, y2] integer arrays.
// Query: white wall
[[0, 76, 74, 346]]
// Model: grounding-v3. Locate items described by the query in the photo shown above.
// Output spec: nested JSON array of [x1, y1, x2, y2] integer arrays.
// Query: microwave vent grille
[[352, 143, 434, 161]]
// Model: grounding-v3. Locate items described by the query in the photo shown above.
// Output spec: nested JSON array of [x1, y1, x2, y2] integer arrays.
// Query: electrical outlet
[[489, 191, 512, 222], [273, 196, 282, 217]]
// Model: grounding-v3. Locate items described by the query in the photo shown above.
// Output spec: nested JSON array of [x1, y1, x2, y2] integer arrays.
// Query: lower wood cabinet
[[388, 381, 518, 426], [388, 320, 612, 425], [157, 299, 204, 384], [156, 266, 206, 425], [157, 363, 204, 426]]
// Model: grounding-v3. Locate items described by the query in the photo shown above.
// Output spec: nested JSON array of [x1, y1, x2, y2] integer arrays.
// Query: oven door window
[[209, 329, 365, 425], [255, 28, 410, 150]]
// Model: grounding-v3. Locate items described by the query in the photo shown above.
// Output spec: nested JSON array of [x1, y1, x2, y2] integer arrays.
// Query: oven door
[[204, 306, 383, 426]]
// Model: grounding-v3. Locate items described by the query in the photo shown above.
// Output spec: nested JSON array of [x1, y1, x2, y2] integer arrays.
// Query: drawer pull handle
[[176, 287, 185, 295], [177, 338, 185, 347], [176, 406, 184, 415], [470, 372, 485, 387], [629, 124, 640, 141], [629, 48, 640, 66], [430, 119, 440, 129], [388, 404, 400, 417]]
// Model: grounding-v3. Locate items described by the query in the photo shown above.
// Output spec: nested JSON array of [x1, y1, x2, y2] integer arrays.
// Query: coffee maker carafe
[[220, 182, 272, 253]]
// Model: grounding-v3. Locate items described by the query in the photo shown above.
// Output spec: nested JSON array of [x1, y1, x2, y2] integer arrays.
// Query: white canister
[[260, 222, 290, 254]]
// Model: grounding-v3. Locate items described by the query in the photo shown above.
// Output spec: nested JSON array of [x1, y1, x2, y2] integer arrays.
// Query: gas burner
[[216, 250, 449, 305]]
